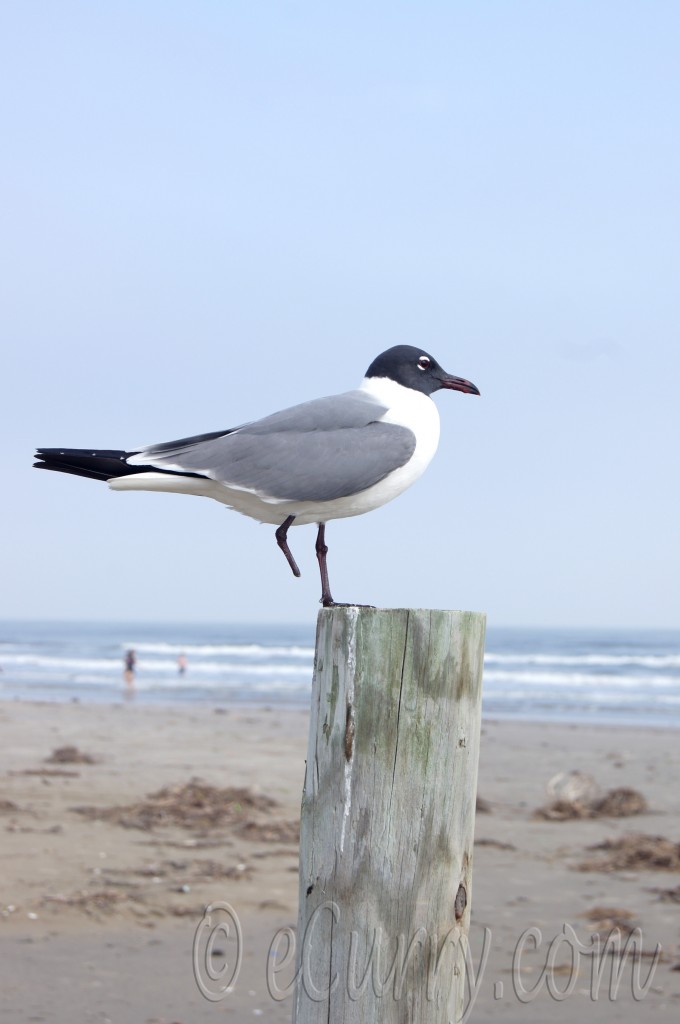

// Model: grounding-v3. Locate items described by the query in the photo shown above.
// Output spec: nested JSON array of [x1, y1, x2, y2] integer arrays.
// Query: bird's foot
[[321, 600, 376, 609]]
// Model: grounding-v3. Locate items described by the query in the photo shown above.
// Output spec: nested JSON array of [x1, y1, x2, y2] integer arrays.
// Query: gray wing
[[131, 390, 416, 502]]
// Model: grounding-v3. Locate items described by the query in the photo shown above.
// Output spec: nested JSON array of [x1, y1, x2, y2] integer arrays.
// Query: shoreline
[[2, 693, 680, 731], [1, 700, 679, 1021]]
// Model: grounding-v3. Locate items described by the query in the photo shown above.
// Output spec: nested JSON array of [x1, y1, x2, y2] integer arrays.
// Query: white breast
[[360, 375, 441, 474]]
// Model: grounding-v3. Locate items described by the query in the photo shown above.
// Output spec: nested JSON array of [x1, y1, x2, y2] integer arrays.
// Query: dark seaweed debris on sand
[[649, 884, 680, 903], [577, 833, 680, 872], [535, 784, 647, 821], [237, 819, 299, 843], [73, 779, 278, 832], [46, 745, 97, 765], [579, 905, 639, 935]]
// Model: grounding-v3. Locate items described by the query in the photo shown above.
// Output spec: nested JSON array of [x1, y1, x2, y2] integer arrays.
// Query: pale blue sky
[[2, 1, 678, 626]]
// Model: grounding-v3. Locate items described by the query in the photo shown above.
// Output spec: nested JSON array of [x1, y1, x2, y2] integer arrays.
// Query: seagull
[[34, 345, 479, 606]]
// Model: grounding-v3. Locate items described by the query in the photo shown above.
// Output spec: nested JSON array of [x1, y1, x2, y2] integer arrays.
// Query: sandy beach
[[1, 699, 679, 1022]]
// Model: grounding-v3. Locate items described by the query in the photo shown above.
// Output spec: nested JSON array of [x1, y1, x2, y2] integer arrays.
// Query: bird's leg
[[275, 515, 301, 578], [315, 523, 376, 608], [315, 522, 335, 606]]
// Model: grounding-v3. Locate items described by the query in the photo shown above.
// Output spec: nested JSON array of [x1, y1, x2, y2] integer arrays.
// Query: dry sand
[[1, 699, 679, 1023]]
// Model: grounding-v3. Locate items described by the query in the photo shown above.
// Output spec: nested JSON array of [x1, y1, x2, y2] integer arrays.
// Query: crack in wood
[[344, 702, 355, 761]]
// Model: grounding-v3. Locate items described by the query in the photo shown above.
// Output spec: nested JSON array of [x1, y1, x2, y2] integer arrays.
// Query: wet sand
[[1, 700, 679, 1022]]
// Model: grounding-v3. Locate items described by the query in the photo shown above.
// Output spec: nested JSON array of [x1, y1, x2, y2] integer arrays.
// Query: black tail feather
[[34, 447, 207, 483], [34, 448, 144, 483]]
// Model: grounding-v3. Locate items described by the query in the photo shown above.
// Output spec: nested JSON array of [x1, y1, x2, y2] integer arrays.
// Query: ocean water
[[0, 620, 679, 727]]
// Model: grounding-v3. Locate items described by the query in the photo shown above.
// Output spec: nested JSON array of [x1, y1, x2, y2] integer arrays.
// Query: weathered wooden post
[[293, 607, 485, 1023]]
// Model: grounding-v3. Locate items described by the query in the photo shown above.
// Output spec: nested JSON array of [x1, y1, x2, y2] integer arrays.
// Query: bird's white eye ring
[[417, 355, 430, 370]]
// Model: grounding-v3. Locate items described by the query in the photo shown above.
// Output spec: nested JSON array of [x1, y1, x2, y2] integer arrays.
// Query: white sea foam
[[121, 642, 314, 658], [483, 669, 678, 688], [132, 659, 309, 677], [1, 654, 122, 671], [484, 652, 680, 668], [1, 653, 310, 678], [124, 675, 312, 692]]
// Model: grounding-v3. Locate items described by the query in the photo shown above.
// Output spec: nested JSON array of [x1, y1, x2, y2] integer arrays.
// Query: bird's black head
[[365, 345, 480, 397]]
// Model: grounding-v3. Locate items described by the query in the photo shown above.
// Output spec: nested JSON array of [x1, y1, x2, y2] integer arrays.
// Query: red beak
[[438, 374, 480, 396]]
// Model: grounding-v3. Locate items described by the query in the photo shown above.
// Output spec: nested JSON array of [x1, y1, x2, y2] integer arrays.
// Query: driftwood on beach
[[293, 606, 486, 1024]]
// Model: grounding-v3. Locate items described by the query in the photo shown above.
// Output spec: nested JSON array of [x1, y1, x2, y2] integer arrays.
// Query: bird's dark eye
[[417, 355, 430, 371]]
